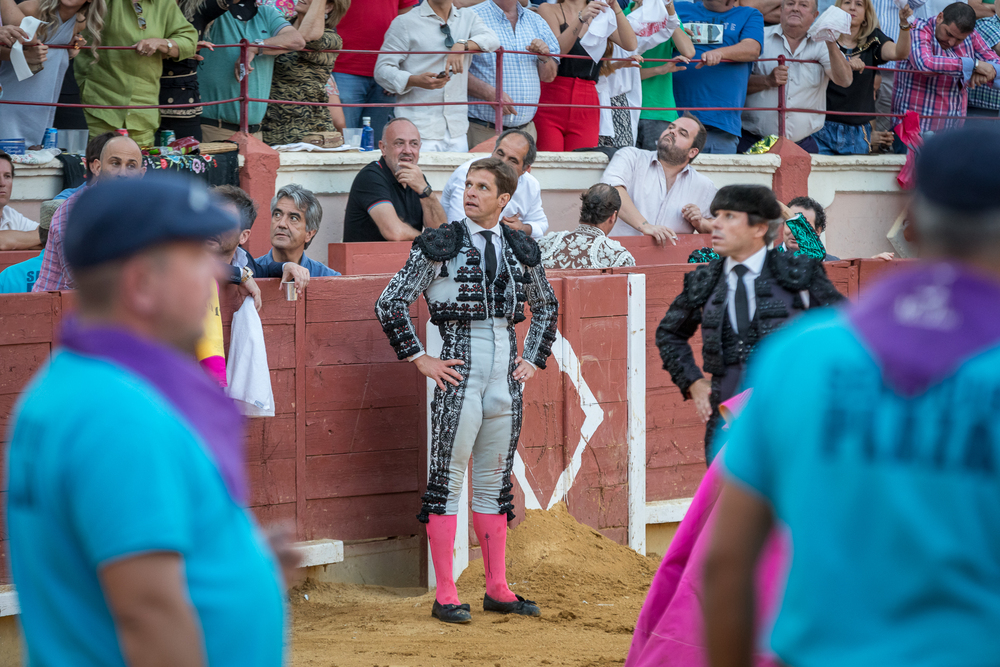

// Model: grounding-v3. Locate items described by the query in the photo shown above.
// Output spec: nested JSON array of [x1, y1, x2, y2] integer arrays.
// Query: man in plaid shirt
[[892, 2, 1000, 131], [968, 14, 1000, 116]]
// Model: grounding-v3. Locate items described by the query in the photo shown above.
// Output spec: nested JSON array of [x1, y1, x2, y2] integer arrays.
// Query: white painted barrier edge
[[646, 498, 694, 525], [626, 273, 647, 556], [0, 539, 344, 618]]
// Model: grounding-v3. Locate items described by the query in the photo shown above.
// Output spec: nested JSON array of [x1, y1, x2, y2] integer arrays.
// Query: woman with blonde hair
[[813, 0, 912, 155], [261, 0, 349, 145], [0, 0, 106, 146]]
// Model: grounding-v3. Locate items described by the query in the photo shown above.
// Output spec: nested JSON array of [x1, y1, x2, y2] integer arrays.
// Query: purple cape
[[59, 317, 248, 504], [850, 262, 1000, 396]]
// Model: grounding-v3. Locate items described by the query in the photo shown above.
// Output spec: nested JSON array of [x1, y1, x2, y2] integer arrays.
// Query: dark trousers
[[704, 364, 746, 464]]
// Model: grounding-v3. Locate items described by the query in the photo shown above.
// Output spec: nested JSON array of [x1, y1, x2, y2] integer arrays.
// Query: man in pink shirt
[[333, 0, 419, 139]]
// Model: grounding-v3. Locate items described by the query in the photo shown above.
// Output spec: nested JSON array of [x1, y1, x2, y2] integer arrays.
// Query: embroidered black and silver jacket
[[375, 220, 559, 369], [655, 250, 846, 397]]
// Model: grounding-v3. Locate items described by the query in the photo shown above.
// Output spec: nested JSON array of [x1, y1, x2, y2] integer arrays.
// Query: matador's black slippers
[[432, 600, 472, 624], [483, 593, 542, 617]]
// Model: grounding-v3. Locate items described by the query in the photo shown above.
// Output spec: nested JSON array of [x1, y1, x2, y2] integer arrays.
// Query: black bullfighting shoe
[[482, 593, 541, 617], [432, 600, 472, 624]]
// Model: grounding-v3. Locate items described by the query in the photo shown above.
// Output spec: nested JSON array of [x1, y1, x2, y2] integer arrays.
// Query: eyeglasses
[[132, 1, 146, 30], [440, 23, 454, 49]]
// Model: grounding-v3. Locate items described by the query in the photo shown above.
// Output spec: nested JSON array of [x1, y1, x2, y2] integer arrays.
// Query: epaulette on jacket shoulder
[[502, 224, 541, 267], [413, 222, 463, 262], [684, 258, 724, 307], [768, 249, 818, 292]]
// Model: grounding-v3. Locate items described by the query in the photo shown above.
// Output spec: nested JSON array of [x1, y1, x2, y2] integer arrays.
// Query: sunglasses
[[132, 1, 146, 29], [440, 23, 454, 49]]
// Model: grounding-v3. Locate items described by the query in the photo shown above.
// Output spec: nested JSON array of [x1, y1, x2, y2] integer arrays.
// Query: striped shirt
[[892, 17, 1000, 131], [969, 16, 1000, 111], [468, 0, 560, 128], [33, 185, 85, 292]]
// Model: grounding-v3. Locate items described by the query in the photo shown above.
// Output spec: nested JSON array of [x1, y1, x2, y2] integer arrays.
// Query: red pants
[[533, 75, 599, 151]]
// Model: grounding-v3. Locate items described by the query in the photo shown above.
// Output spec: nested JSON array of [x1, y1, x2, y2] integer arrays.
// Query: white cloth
[[581, 5, 619, 62], [225, 296, 275, 417], [742, 25, 835, 143], [420, 125, 469, 153], [724, 246, 809, 331], [600, 147, 717, 236], [0, 206, 39, 231], [374, 3, 501, 142], [807, 6, 853, 42], [442, 157, 548, 238]]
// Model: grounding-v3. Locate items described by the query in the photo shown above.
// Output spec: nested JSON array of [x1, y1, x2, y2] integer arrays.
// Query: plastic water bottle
[[360, 117, 374, 152]]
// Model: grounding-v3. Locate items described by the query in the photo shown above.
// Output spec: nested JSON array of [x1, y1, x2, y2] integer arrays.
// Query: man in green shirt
[[75, 0, 197, 146], [625, 1, 695, 151], [198, 8, 305, 141]]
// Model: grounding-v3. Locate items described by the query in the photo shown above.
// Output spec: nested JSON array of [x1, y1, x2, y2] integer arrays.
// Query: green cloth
[[625, 2, 680, 123], [75, 0, 197, 146], [199, 8, 291, 126]]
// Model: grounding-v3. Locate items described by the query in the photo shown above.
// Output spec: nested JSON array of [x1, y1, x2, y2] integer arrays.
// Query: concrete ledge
[[294, 538, 345, 568], [646, 498, 693, 525], [0, 587, 20, 618]]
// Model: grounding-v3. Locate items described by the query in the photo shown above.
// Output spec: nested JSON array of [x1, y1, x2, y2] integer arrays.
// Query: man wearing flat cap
[[6, 176, 290, 666], [705, 126, 1000, 667], [656, 184, 845, 463]]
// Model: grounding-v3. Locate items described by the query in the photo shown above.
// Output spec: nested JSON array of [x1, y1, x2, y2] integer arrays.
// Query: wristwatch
[[456, 39, 468, 46], [254, 38, 266, 54], [418, 183, 433, 199], [240, 266, 254, 284]]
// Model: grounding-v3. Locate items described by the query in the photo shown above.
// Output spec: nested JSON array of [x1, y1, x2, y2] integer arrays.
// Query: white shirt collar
[[724, 245, 767, 276], [465, 218, 502, 237]]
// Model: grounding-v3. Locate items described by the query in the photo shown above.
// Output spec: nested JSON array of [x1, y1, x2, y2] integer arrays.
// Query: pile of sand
[[292, 504, 661, 667]]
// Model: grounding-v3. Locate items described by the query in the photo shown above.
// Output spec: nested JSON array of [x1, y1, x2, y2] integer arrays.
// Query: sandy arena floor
[[291, 504, 661, 667]]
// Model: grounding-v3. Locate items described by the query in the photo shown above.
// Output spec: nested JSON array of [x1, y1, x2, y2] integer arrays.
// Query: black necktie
[[733, 264, 750, 340], [481, 230, 497, 283]]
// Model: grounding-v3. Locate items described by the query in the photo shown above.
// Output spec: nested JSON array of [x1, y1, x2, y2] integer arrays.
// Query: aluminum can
[[42, 128, 59, 150], [116, 128, 130, 137], [160, 130, 176, 146]]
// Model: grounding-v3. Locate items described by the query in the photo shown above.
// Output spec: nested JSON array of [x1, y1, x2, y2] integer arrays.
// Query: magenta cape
[[625, 459, 787, 667]]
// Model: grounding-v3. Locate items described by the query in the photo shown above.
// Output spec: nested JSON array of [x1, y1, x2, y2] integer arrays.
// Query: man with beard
[[600, 114, 718, 245]]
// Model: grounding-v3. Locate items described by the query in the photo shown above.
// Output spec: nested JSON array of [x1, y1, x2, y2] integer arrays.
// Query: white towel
[[580, 6, 619, 63], [226, 296, 275, 417], [807, 6, 852, 43]]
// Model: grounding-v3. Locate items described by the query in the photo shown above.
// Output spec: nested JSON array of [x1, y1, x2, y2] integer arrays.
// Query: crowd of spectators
[[2, 0, 999, 152]]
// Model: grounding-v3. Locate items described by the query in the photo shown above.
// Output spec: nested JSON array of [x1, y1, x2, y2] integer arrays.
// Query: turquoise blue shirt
[[55, 184, 86, 201], [0, 251, 42, 293], [199, 8, 291, 125], [724, 310, 1000, 667], [257, 248, 340, 277], [6, 351, 286, 667]]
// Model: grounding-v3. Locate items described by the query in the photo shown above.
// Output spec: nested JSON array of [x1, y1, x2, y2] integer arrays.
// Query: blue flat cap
[[916, 125, 1000, 213], [65, 174, 239, 271]]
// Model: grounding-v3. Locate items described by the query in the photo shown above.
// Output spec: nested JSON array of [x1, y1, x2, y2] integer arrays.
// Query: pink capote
[[625, 457, 788, 667]]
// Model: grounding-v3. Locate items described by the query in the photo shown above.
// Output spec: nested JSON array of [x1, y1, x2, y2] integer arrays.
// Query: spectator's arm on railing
[[909, 20, 968, 76], [469, 74, 517, 114], [256, 24, 306, 56], [697, 37, 761, 69], [613, 185, 677, 246], [747, 64, 785, 95], [969, 31, 1000, 89], [0, 229, 43, 252], [469, 11, 501, 54], [160, 1, 198, 61], [0, 0, 28, 48]]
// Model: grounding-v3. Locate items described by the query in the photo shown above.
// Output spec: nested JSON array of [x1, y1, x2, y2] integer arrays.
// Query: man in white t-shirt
[[0, 153, 42, 251], [441, 129, 548, 239]]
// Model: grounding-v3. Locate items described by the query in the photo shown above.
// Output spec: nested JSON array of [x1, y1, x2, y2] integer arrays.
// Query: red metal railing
[[3, 42, 992, 144]]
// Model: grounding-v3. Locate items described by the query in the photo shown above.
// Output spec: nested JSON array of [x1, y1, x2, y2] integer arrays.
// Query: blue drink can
[[43, 128, 59, 150]]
